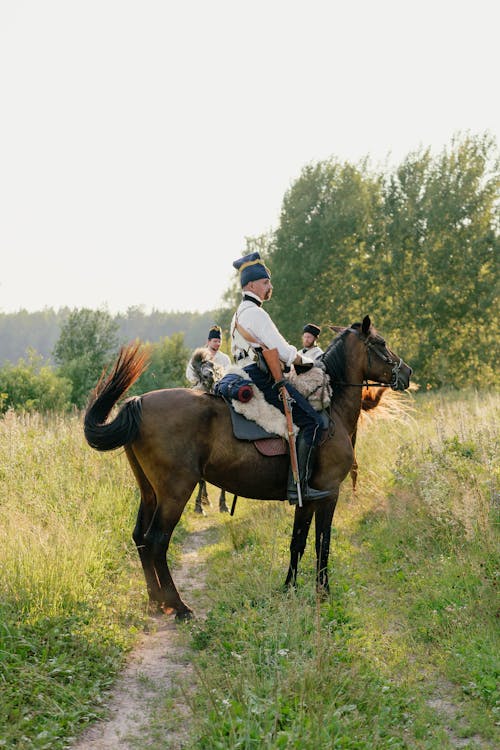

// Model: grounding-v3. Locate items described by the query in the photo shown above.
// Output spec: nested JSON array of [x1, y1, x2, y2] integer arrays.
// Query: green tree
[[128, 332, 191, 394], [0, 350, 72, 413], [270, 158, 385, 339], [53, 308, 119, 407], [383, 132, 499, 386]]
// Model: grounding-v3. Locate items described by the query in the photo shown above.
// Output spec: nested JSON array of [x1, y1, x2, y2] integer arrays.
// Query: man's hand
[[294, 355, 315, 375]]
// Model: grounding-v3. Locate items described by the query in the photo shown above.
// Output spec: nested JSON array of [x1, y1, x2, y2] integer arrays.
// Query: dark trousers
[[243, 363, 323, 446]]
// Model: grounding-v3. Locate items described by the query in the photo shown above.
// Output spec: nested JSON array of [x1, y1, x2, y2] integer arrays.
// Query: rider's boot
[[287, 433, 330, 504]]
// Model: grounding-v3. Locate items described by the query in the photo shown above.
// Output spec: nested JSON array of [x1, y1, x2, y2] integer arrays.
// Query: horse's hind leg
[[284, 504, 315, 588], [195, 480, 209, 514], [148, 486, 195, 620], [132, 498, 164, 611], [127, 449, 166, 611], [127, 447, 194, 618]]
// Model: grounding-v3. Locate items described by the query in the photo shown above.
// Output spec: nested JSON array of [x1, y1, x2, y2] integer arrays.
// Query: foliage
[[0, 307, 220, 367], [1, 133, 498, 398], [268, 132, 499, 388], [0, 349, 71, 413], [0, 410, 186, 749], [168, 390, 499, 749], [53, 308, 120, 407], [0, 393, 497, 748], [128, 332, 191, 394]]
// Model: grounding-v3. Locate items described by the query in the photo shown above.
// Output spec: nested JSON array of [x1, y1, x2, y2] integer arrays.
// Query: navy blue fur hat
[[208, 325, 222, 340], [232, 252, 271, 287], [303, 323, 321, 338]]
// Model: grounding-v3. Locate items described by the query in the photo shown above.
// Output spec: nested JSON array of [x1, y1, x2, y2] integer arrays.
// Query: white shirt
[[300, 345, 323, 360], [230, 292, 299, 368]]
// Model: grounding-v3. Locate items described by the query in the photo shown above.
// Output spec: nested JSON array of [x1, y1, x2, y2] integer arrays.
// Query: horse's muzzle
[[393, 363, 412, 391]]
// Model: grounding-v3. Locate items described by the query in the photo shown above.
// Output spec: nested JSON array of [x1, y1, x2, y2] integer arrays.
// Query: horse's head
[[191, 347, 226, 393], [353, 316, 412, 391], [191, 348, 217, 392], [199, 359, 217, 392], [323, 316, 412, 392]]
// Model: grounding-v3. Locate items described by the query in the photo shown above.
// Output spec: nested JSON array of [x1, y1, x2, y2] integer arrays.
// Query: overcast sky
[[0, 0, 498, 315]]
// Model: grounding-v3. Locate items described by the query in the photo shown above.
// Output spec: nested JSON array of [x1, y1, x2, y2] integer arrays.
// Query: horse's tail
[[84, 343, 150, 451], [358, 384, 416, 428]]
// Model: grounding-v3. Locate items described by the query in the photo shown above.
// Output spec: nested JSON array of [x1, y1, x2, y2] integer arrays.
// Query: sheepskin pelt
[[224, 364, 330, 441], [286, 366, 332, 411]]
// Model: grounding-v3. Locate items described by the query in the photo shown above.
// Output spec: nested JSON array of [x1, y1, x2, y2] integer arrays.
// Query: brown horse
[[84, 315, 412, 620]]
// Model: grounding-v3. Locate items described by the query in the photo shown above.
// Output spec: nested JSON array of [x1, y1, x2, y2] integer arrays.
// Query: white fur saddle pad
[[222, 365, 331, 442]]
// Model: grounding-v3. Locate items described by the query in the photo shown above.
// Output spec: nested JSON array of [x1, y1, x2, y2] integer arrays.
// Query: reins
[[331, 379, 393, 388]]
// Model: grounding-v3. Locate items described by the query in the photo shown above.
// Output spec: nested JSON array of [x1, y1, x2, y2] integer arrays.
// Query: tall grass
[[0, 411, 159, 749], [173, 389, 499, 749], [1, 392, 497, 749]]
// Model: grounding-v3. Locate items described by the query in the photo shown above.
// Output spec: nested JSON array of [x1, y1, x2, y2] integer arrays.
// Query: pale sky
[[0, 1, 498, 315]]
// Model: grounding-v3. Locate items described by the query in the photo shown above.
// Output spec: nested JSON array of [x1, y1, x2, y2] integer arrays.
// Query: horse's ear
[[362, 316, 371, 335], [329, 325, 345, 333]]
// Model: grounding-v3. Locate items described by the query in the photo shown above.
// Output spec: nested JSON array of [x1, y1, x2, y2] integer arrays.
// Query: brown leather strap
[[234, 318, 267, 350]]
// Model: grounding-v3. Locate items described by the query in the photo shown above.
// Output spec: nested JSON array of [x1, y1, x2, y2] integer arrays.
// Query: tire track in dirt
[[72, 514, 214, 750]]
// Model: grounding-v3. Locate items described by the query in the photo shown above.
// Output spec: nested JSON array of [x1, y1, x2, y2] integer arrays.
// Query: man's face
[[249, 277, 273, 301], [207, 338, 221, 354], [302, 332, 316, 349]]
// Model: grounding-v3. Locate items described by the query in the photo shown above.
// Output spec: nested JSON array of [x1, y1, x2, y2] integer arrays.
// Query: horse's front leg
[[314, 496, 338, 595], [284, 504, 315, 588]]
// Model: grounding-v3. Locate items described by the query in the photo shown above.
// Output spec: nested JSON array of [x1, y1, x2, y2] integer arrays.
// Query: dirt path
[[72, 514, 214, 750]]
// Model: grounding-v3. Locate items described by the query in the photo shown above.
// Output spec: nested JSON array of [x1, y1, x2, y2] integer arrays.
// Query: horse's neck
[[330, 358, 364, 436]]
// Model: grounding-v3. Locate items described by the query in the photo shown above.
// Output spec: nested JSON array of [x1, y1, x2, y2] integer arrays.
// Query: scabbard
[[279, 384, 303, 507]]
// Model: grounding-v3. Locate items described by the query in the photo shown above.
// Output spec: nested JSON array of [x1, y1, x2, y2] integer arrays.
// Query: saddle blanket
[[219, 364, 331, 442]]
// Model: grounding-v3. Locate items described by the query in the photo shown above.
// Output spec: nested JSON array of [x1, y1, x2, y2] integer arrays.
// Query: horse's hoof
[[219, 504, 229, 513], [147, 601, 164, 616], [175, 608, 194, 622], [316, 584, 330, 600], [194, 505, 206, 516]]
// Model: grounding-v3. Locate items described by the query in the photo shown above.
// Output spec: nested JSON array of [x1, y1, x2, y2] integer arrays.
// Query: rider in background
[[230, 252, 329, 504], [185, 325, 231, 386], [186, 325, 231, 513], [299, 323, 323, 360]]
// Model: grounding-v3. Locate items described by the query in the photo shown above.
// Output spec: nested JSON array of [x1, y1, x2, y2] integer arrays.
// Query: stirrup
[[288, 483, 330, 503]]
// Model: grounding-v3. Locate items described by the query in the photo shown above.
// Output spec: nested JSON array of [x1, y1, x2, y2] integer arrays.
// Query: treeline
[[258, 132, 499, 388], [0, 133, 498, 409], [0, 307, 217, 366]]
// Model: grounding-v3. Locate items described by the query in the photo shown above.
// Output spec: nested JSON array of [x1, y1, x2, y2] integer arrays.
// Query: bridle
[[363, 338, 405, 389], [328, 330, 404, 390]]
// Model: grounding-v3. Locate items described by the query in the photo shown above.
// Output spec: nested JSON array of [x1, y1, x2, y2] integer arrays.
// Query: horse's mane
[[320, 327, 353, 400]]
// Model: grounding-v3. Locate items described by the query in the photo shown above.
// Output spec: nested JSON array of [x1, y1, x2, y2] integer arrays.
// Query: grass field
[[0, 390, 498, 749], [172, 389, 499, 749]]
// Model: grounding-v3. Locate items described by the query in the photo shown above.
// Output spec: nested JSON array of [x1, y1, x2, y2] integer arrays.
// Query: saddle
[[218, 396, 331, 456], [227, 404, 287, 455], [212, 365, 333, 457]]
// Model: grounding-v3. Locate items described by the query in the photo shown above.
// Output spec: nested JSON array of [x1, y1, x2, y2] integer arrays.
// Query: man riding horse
[[186, 325, 231, 513], [230, 252, 330, 504]]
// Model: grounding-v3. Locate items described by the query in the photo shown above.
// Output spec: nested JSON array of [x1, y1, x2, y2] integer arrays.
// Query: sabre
[[263, 347, 303, 508]]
